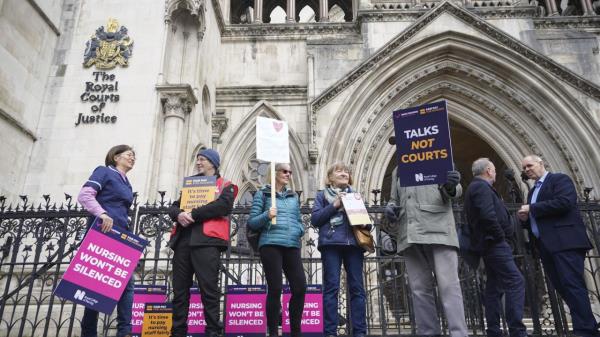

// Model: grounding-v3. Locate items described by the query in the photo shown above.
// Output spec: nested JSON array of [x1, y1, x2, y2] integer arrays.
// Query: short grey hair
[[523, 155, 543, 163], [472, 157, 492, 176], [265, 163, 291, 183]]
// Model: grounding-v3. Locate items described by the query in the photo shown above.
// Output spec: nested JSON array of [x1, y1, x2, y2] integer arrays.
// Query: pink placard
[[54, 223, 147, 314], [282, 284, 323, 336], [188, 287, 206, 335], [224, 285, 267, 337]]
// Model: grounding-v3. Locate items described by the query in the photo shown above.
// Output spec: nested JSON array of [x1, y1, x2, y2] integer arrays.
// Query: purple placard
[[188, 286, 206, 336], [54, 222, 148, 314], [282, 285, 323, 337], [393, 100, 454, 187], [224, 285, 267, 337], [131, 285, 168, 337]]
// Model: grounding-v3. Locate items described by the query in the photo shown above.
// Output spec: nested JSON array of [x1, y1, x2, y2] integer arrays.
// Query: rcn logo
[[415, 173, 424, 182], [74, 289, 86, 300]]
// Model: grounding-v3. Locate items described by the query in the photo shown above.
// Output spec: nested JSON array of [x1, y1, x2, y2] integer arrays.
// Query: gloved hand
[[443, 170, 461, 191], [385, 205, 398, 222]]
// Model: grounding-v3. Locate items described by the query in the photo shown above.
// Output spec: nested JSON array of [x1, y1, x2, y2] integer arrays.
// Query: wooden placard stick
[[271, 162, 277, 224]]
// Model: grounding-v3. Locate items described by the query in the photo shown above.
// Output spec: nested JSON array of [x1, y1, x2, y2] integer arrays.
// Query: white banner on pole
[[256, 116, 290, 163]]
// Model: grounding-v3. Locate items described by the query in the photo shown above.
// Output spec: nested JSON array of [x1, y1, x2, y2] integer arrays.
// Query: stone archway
[[315, 31, 600, 198], [219, 100, 309, 200]]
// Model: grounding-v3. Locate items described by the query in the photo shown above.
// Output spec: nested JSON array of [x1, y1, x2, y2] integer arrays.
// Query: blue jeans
[[321, 245, 367, 337], [81, 277, 135, 337], [482, 241, 526, 337]]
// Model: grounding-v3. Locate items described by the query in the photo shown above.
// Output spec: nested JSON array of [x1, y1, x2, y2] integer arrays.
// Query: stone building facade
[[1, 0, 600, 204]]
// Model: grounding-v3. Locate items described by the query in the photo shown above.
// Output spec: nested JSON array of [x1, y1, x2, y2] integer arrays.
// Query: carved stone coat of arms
[[83, 18, 133, 69]]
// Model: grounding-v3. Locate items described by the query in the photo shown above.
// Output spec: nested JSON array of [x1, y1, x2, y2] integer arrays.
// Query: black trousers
[[260, 245, 307, 337], [538, 243, 599, 337], [171, 235, 222, 337]]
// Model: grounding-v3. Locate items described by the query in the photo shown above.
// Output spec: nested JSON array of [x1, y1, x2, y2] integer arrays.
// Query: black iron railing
[[0, 194, 598, 337]]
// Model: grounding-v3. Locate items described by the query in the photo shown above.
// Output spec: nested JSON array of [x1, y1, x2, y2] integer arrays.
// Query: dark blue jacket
[[311, 190, 359, 250], [83, 166, 133, 230], [526, 172, 592, 253], [464, 177, 514, 252], [248, 186, 304, 248]]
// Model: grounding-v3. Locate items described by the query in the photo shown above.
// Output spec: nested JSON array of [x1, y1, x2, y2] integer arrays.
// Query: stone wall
[[0, 0, 63, 199]]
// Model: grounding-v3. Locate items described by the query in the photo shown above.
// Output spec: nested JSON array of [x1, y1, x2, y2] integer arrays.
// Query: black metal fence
[[0, 194, 598, 337]]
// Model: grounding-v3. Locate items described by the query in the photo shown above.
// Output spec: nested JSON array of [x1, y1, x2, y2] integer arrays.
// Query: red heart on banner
[[273, 121, 284, 132]]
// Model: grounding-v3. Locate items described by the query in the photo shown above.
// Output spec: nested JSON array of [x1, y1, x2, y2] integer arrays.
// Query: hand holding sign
[[332, 194, 343, 209], [99, 213, 114, 233], [268, 207, 277, 219], [443, 170, 461, 194]]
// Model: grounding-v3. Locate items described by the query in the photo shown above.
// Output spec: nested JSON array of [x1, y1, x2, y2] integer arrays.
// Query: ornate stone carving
[[156, 84, 198, 120], [165, 0, 207, 39], [216, 86, 308, 100], [222, 22, 360, 40], [308, 146, 319, 164], [243, 158, 270, 188], [212, 109, 228, 144], [309, 1, 600, 159], [358, 10, 425, 21], [343, 61, 584, 191], [162, 94, 192, 119], [533, 15, 600, 29], [470, 6, 539, 18], [313, 2, 600, 113], [211, 0, 226, 33], [165, 0, 204, 21]]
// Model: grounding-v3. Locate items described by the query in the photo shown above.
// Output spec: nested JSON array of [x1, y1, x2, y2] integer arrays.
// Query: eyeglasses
[[119, 152, 136, 160], [279, 169, 293, 175]]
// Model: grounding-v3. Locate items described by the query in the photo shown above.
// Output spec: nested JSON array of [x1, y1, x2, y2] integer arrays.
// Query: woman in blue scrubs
[[77, 144, 136, 337]]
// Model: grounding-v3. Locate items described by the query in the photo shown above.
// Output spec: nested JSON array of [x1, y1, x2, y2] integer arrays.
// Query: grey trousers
[[404, 244, 469, 337]]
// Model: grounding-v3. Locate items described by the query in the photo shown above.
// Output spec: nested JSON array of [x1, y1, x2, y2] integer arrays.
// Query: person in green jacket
[[385, 137, 467, 337], [248, 163, 306, 337]]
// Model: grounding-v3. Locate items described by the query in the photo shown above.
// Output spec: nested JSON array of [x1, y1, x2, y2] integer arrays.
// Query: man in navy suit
[[517, 155, 599, 337], [465, 158, 527, 337]]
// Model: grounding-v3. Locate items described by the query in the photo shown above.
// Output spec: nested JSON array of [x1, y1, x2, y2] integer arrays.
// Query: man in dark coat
[[518, 155, 598, 337], [168, 149, 236, 337], [464, 158, 527, 337]]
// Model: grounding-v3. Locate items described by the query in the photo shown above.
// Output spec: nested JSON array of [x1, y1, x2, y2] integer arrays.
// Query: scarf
[[324, 185, 350, 227]]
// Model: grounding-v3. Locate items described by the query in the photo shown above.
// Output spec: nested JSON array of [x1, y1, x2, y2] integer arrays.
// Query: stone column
[[157, 18, 171, 83], [156, 85, 198, 196], [254, 0, 263, 23], [581, 0, 595, 15], [286, 0, 296, 22], [307, 54, 315, 99], [319, 0, 329, 22], [545, 0, 560, 16]]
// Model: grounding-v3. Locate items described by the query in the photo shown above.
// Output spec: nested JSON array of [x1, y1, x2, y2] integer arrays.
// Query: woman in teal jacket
[[248, 163, 306, 337]]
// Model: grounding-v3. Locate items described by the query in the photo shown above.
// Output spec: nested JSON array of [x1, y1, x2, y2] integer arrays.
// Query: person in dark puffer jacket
[[311, 162, 368, 337], [248, 163, 306, 337]]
